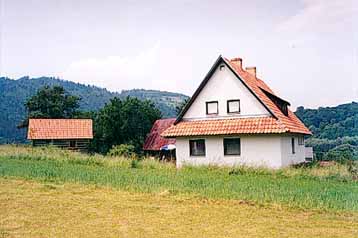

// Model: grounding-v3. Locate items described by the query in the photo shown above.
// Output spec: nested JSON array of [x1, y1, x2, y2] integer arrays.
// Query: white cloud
[[59, 42, 162, 92]]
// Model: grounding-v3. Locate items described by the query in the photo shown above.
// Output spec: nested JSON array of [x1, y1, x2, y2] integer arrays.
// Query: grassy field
[[0, 145, 357, 211], [1, 178, 358, 238], [1, 145, 358, 237]]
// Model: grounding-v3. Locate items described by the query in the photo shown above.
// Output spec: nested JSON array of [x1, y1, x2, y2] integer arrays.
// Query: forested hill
[[295, 102, 358, 160], [0, 76, 188, 143], [295, 102, 358, 139]]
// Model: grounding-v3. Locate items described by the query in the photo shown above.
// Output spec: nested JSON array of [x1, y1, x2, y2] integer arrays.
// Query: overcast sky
[[0, 0, 357, 109]]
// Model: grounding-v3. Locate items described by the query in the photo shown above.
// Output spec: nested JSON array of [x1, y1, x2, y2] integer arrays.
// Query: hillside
[[295, 102, 358, 160], [0, 76, 188, 143]]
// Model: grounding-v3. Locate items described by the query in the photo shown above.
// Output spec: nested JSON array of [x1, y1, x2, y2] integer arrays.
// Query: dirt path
[[0, 178, 357, 238]]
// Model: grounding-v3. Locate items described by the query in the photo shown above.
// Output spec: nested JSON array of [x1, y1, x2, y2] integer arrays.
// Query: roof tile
[[27, 119, 93, 140]]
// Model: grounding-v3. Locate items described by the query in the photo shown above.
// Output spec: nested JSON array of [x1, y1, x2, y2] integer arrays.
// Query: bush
[[107, 144, 136, 158], [347, 161, 358, 180]]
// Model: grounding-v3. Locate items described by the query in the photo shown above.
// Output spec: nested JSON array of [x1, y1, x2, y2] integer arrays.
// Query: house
[[162, 55, 311, 169], [27, 119, 93, 152], [143, 118, 176, 160]]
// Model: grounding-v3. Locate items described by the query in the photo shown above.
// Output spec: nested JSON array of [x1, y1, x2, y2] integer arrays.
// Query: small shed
[[27, 119, 93, 152], [143, 118, 176, 160]]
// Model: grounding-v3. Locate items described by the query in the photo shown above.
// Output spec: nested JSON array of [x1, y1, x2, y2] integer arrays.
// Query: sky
[[0, 0, 357, 109]]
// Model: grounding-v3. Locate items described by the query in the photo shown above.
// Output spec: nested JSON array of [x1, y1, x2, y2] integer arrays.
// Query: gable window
[[227, 99, 240, 113], [206, 101, 218, 115], [298, 136, 304, 146], [224, 138, 241, 155], [291, 138, 295, 154], [190, 139, 206, 156]]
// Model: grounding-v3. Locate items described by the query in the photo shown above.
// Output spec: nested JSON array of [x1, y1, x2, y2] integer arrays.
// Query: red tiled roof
[[162, 56, 311, 137], [27, 119, 93, 140], [143, 118, 176, 151], [162, 117, 287, 137], [225, 58, 311, 135]]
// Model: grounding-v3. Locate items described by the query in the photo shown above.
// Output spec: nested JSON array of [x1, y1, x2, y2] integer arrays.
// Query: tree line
[[295, 102, 358, 161]]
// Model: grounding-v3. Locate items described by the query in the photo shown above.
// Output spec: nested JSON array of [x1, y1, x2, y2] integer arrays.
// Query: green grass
[[0, 145, 357, 211]]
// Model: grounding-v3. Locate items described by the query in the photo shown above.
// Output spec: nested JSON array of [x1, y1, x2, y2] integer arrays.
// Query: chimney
[[245, 67, 256, 78], [230, 57, 242, 69]]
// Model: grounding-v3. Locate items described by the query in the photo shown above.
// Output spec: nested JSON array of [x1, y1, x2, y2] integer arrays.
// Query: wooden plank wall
[[32, 139, 91, 152]]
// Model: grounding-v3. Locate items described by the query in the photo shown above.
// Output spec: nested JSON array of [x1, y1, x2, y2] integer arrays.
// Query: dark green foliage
[[23, 85, 80, 122], [295, 102, 358, 161], [0, 76, 188, 143], [295, 102, 358, 139], [107, 144, 136, 157], [93, 97, 161, 154]]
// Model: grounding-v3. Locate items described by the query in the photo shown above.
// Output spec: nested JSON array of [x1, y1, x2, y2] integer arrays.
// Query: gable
[[182, 59, 271, 120], [169, 55, 311, 136]]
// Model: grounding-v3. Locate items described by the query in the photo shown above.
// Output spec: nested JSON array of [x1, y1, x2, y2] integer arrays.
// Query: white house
[[162, 55, 311, 169]]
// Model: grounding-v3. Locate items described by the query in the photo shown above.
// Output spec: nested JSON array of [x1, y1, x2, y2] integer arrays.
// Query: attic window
[[227, 99, 240, 113], [206, 101, 218, 115], [219, 65, 225, 71]]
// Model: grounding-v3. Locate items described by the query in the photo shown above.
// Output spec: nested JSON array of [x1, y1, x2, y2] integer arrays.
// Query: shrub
[[322, 145, 354, 163], [107, 144, 136, 158], [347, 161, 358, 180]]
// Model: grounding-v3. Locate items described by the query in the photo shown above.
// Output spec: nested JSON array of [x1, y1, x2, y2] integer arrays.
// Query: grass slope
[[0, 146, 357, 212], [1, 178, 357, 238]]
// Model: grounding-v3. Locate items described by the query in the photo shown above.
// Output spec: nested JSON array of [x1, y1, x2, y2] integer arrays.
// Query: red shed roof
[[27, 119, 93, 140], [143, 118, 176, 151]]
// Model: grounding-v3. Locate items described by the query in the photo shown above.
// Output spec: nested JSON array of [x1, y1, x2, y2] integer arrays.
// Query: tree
[[93, 97, 161, 154], [175, 97, 190, 116], [19, 85, 81, 127]]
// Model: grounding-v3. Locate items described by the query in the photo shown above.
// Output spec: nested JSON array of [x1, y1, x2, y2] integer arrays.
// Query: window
[[206, 101, 218, 115], [190, 139, 206, 156], [219, 65, 225, 71], [298, 136, 304, 146], [227, 99, 240, 113], [291, 138, 295, 154], [224, 138, 241, 155]]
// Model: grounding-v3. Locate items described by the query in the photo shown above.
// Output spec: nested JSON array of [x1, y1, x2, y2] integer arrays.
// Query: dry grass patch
[[1, 178, 357, 238]]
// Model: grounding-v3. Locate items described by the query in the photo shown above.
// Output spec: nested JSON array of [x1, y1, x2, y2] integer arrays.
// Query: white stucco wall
[[183, 64, 270, 120], [280, 135, 305, 167], [176, 134, 306, 169], [176, 135, 283, 169]]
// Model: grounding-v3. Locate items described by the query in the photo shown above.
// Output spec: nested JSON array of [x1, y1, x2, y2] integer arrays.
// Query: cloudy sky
[[0, 0, 357, 109]]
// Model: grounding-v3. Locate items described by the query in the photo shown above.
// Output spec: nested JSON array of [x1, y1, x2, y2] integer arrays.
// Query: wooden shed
[[27, 119, 93, 152]]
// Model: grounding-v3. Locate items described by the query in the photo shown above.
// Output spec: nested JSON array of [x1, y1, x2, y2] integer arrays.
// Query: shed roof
[[27, 119, 93, 140], [143, 118, 176, 151]]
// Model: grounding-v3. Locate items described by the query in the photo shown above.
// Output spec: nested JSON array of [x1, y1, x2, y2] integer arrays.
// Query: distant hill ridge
[[0, 76, 188, 143]]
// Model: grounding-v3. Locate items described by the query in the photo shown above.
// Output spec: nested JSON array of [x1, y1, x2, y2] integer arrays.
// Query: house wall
[[280, 135, 305, 167], [183, 64, 270, 120], [176, 134, 306, 169], [176, 135, 283, 169]]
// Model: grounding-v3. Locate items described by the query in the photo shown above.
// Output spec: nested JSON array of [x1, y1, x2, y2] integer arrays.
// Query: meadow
[[1, 145, 358, 237], [0, 145, 357, 211]]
